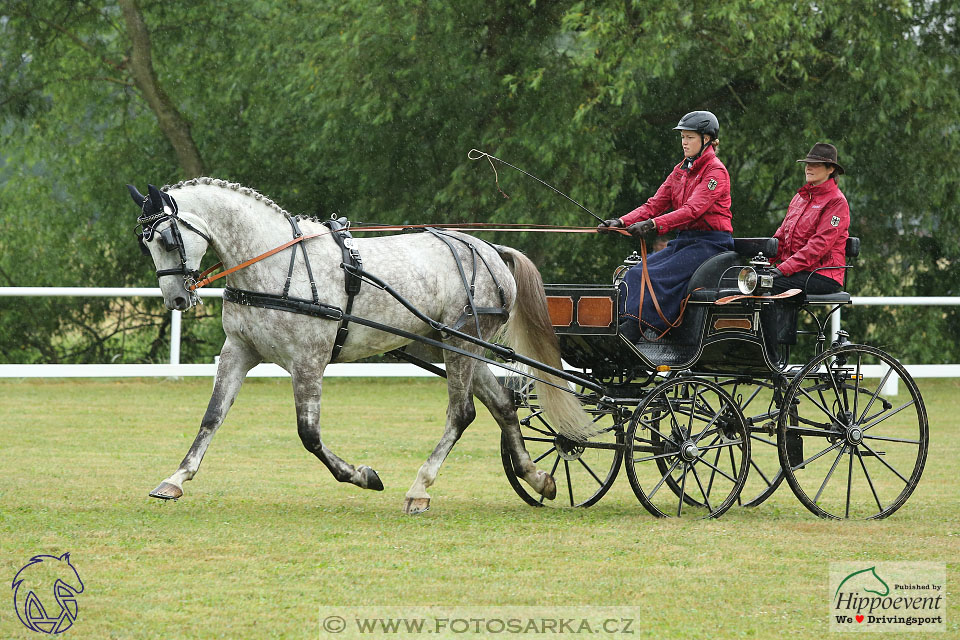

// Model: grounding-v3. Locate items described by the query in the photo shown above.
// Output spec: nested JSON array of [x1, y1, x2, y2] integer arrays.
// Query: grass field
[[1, 377, 957, 639]]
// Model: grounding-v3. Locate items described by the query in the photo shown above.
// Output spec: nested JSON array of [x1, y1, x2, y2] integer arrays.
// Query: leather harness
[[216, 216, 508, 364], [323, 217, 363, 361]]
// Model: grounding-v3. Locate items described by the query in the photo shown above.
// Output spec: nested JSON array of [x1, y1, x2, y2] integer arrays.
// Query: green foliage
[[0, 0, 957, 363]]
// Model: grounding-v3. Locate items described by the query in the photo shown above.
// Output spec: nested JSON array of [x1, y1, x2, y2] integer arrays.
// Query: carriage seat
[[801, 237, 859, 304]]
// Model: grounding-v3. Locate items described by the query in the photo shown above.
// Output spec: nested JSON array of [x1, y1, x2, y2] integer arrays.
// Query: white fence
[[1, 287, 959, 379]]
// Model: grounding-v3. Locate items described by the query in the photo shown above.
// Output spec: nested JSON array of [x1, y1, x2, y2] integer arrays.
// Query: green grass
[[1, 377, 957, 639]]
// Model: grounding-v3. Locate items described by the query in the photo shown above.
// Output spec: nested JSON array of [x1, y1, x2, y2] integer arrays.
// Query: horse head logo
[[834, 565, 890, 599], [11, 553, 84, 634]]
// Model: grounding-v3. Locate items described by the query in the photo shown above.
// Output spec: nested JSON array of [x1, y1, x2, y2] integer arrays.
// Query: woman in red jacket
[[599, 110, 734, 342], [771, 143, 850, 294]]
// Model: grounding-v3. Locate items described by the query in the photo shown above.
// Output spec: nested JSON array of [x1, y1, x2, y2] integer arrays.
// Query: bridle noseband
[[136, 193, 211, 300]]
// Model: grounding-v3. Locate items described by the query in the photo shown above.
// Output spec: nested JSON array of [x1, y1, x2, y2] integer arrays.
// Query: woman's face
[[804, 162, 833, 185], [680, 131, 705, 158]]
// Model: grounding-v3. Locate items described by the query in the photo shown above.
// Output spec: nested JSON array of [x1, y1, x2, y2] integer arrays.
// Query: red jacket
[[773, 179, 850, 286], [620, 145, 733, 234]]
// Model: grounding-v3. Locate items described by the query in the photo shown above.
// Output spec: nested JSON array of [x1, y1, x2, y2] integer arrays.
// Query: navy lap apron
[[618, 230, 734, 332]]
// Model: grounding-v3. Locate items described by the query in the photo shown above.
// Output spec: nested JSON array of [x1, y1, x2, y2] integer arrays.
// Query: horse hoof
[[402, 497, 430, 515], [149, 481, 183, 500], [359, 466, 384, 491], [540, 472, 557, 501]]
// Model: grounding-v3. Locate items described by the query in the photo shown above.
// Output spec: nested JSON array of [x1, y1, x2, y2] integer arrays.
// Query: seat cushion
[[733, 237, 778, 258], [805, 292, 851, 304]]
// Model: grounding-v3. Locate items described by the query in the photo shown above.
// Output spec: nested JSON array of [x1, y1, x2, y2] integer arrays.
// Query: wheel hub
[[555, 435, 585, 461], [846, 425, 863, 445], [680, 441, 700, 462]]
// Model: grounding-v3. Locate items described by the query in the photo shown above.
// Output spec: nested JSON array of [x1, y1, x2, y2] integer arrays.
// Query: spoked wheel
[[717, 378, 787, 507], [501, 380, 624, 508], [625, 378, 750, 518], [778, 344, 928, 519]]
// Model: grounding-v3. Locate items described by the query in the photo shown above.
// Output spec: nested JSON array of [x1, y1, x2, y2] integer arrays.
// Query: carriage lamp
[[737, 266, 758, 294], [746, 253, 775, 293]]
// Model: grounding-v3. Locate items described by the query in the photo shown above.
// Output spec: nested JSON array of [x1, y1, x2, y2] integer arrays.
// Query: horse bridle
[[136, 193, 211, 295]]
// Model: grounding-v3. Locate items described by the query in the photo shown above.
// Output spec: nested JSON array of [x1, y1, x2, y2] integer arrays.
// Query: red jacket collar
[[797, 178, 839, 199], [680, 144, 716, 173]]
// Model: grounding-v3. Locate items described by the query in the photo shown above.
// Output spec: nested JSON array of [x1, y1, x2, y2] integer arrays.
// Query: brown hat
[[797, 142, 844, 175]]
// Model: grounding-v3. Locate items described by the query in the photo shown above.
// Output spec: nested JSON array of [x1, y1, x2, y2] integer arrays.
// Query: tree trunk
[[118, 0, 206, 178]]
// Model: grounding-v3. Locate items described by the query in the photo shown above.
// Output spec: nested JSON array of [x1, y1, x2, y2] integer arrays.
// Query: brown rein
[[189, 223, 625, 291], [188, 221, 685, 342]]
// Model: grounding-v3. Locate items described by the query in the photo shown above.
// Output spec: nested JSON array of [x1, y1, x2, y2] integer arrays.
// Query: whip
[[468, 149, 605, 223]]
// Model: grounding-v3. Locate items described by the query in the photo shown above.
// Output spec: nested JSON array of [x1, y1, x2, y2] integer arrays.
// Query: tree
[[1, 0, 957, 364]]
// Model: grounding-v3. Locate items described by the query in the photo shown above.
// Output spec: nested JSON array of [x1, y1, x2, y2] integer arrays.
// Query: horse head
[[128, 183, 211, 310]]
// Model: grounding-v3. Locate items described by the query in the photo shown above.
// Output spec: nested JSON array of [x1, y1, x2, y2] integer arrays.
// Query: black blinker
[[158, 227, 179, 252], [137, 234, 151, 255]]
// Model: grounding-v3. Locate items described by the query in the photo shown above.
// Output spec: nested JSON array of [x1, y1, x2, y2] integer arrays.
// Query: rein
[[626, 238, 694, 340], [189, 223, 625, 291]]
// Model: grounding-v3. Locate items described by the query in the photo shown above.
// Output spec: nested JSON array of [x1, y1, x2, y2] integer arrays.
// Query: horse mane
[[162, 177, 296, 220]]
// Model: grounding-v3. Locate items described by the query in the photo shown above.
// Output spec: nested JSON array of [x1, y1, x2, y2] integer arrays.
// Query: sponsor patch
[[707, 178, 718, 191], [831, 215, 841, 227]]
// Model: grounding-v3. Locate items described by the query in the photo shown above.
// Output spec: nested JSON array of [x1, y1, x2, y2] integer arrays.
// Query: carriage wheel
[[717, 378, 787, 508], [778, 344, 928, 519], [501, 381, 624, 508], [625, 378, 750, 518]]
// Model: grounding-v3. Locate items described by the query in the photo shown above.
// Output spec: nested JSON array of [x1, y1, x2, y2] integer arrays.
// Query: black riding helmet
[[673, 110, 719, 138], [674, 110, 719, 166]]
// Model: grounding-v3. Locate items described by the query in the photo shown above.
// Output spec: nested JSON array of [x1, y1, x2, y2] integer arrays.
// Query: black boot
[[618, 320, 644, 343]]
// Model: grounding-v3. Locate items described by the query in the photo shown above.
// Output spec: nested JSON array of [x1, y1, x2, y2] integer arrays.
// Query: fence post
[[170, 309, 181, 366], [881, 365, 900, 396]]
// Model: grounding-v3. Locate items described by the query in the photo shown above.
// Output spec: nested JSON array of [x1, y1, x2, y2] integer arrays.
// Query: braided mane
[[162, 177, 296, 219]]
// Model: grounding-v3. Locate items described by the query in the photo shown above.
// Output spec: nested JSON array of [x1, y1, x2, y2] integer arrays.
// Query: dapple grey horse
[[130, 178, 591, 513]]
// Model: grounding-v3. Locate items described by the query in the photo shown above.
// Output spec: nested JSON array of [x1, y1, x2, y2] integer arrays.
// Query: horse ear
[[127, 184, 147, 208], [59, 552, 71, 562], [147, 184, 165, 214]]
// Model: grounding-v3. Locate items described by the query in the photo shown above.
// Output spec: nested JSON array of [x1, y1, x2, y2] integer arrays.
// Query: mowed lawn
[[0, 377, 957, 639]]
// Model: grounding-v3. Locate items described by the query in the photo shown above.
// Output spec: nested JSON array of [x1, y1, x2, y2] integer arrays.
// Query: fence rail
[[1, 287, 958, 379]]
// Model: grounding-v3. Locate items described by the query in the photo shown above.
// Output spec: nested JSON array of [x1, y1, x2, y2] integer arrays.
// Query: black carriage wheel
[[717, 378, 787, 508], [777, 344, 928, 519], [625, 378, 750, 518], [501, 382, 624, 508]]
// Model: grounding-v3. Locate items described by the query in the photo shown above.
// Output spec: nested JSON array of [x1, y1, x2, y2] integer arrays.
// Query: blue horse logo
[[11, 553, 84, 634]]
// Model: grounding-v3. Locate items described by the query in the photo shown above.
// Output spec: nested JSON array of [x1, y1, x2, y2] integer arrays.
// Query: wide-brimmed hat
[[797, 142, 844, 175]]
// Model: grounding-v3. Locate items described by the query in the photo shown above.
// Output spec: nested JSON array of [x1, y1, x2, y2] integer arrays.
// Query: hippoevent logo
[[11, 553, 84, 634], [830, 562, 945, 632]]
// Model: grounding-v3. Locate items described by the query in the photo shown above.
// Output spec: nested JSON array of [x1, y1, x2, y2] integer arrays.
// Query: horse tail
[[496, 246, 593, 441]]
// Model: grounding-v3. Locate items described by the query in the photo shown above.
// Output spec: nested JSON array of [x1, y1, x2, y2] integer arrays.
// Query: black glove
[[769, 267, 783, 278], [627, 219, 656, 237], [597, 218, 624, 233]]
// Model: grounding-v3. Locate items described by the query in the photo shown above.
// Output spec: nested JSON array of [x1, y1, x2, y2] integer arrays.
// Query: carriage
[[130, 179, 927, 520], [500, 236, 929, 519]]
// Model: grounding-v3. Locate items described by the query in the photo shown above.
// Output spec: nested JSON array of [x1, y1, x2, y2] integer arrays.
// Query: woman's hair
[[709, 138, 719, 151]]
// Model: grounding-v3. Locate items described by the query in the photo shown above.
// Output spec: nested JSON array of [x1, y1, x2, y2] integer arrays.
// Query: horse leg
[[471, 365, 557, 500], [402, 353, 477, 514], [149, 338, 260, 500], [291, 369, 384, 492]]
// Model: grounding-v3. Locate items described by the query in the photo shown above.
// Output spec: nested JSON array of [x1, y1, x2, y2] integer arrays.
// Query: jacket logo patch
[[707, 178, 718, 191], [831, 215, 841, 227]]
